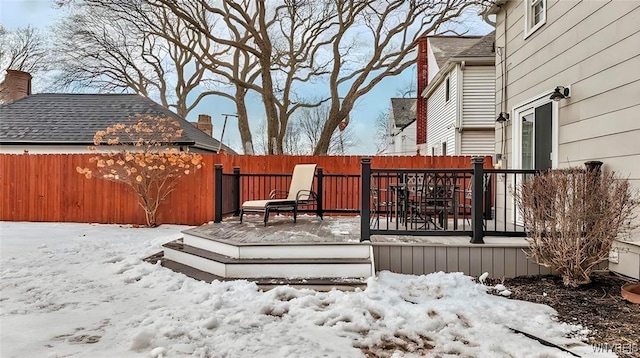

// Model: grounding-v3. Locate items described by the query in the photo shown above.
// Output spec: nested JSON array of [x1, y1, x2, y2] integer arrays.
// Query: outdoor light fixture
[[550, 86, 570, 101], [496, 112, 509, 123]]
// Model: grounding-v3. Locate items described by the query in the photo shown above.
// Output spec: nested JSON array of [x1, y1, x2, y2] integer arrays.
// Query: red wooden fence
[[0, 154, 491, 226]]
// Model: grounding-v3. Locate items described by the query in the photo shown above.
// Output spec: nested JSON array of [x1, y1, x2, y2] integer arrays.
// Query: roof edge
[[0, 140, 197, 146], [421, 58, 495, 98], [421, 62, 457, 98], [484, 0, 508, 15]]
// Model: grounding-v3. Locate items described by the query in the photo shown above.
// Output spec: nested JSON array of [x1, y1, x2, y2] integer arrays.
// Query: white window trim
[[511, 91, 558, 225], [511, 92, 559, 170], [523, 0, 546, 39]]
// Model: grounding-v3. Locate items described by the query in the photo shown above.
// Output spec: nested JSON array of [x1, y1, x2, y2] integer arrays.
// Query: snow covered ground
[[0, 221, 615, 358]]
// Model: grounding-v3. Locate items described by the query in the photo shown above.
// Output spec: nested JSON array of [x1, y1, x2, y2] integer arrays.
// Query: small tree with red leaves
[[77, 115, 203, 227]]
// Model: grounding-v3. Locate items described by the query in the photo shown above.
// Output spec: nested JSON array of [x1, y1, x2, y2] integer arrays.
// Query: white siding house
[[426, 68, 457, 155], [418, 33, 496, 157], [380, 98, 417, 156], [486, 0, 640, 278]]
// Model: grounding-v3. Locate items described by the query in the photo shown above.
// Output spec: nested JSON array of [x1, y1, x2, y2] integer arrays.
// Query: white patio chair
[[239, 164, 321, 226]]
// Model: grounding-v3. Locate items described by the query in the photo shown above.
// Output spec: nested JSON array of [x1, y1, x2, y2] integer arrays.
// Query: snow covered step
[[159, 259, 368, 291], [163, 241, 374, 279], [182, 231, 371, 260]]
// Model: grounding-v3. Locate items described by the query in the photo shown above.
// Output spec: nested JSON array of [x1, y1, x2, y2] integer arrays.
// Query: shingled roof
[[428, 31, 495, 67], [428, 36, 483, 68], [454, 31, 495, 59], [390, 98, 416, 128], [0, 93, 232, 153]]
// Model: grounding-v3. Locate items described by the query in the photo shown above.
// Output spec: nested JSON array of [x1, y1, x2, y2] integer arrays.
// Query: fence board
[[0, 154, 490, 226]]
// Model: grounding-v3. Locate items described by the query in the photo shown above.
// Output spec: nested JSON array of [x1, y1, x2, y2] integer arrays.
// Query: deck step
[[151, 255, 367, 291], [162, 240, 373, 279], [182, 231, 371, 260]]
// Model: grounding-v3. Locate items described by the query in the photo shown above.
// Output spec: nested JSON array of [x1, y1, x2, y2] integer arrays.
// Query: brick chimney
[[416, 37, 428, 145], [0, 70, 32, 104], [192, 114, 213, 137]]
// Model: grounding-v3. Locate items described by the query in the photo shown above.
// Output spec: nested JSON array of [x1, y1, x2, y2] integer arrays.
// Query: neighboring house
[[485, 1, 640, 278], [0, 70, 235, 154], [416, 32, 496, 156], [379, 98, 417, 155]]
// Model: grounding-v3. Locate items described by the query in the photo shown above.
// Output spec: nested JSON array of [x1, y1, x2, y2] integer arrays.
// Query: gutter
[[484, 0, 507, 15]]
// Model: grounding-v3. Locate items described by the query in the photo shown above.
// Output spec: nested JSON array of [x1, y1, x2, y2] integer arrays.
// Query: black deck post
[[584, 160, 603, 173], [316, 167, 324, 218], [214, 164, 223, 223], [360, 157, 371, 242], [584, 161, 603, 234], [470, 157, 485, 244], [484, 172, 493, 220], [233, 166, 241, 216]]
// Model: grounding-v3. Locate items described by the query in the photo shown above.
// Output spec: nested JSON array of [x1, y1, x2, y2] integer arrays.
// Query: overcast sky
[[1, 0, 493, 154]]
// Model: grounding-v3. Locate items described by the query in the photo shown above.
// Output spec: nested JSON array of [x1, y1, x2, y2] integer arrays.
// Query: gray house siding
[[492, 0, 640, 234], [494, 0, 640, 187]]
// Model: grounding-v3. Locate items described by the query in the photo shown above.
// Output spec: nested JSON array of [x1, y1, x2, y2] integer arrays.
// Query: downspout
[[455, 62, 465, 154]]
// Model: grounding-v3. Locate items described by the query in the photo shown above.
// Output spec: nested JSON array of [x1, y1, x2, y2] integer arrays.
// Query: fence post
[[233, 166, 241, 216], [214, 164, 223, 223], [316, 167, 324, 218], [470, 157, 485, 244], [584, 161, 603, 235], [360, 157, 371, 242]]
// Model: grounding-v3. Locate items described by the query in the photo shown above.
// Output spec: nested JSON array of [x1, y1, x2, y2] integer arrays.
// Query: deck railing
[[213, 157, 553, 244], [214, 165, 361, 223], [360, 157, 543, 243]]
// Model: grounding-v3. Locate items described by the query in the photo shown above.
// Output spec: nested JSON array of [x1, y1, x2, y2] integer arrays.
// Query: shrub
[[77, 115, 203, 227], [515, 167, 638, 287]]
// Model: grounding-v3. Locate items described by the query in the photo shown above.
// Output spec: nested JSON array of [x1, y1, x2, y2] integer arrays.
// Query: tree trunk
[[235, 89, 254, 154], [313, 107, 347, 155], [259, 58, 280, 155]]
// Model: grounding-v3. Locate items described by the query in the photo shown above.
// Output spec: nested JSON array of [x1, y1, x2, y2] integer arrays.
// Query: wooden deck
[[184, 215, 361, 244], [168, 215, 561, 279], [197, 215, 527, 245]]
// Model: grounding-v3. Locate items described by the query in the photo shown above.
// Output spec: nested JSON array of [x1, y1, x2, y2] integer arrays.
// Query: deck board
[[177, 216, 551, 279], [188, 216, 529, 247]]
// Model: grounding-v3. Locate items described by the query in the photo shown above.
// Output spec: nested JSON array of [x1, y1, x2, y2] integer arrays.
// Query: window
[[431, 146, 436, 156], [524, 0, 546, 39], [441, 141, 447, 156], [445, 77, 450, 102]]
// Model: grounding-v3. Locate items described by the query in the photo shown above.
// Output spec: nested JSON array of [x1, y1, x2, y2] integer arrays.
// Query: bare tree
[[125, 0, 262, 154], [52, 2, 220, 120], [293, 101, 357, 155], [71, 0, 485, 155], [256, 100, 357, 155], [145, 0, 340, 155], [374, 109, 390, 154], [0, 25, 49, 74], [313, 0, 486, 154]]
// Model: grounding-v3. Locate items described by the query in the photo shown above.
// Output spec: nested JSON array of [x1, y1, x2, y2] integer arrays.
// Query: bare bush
[[515, 167, 639, 287], [77, 115, 203, 227]]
